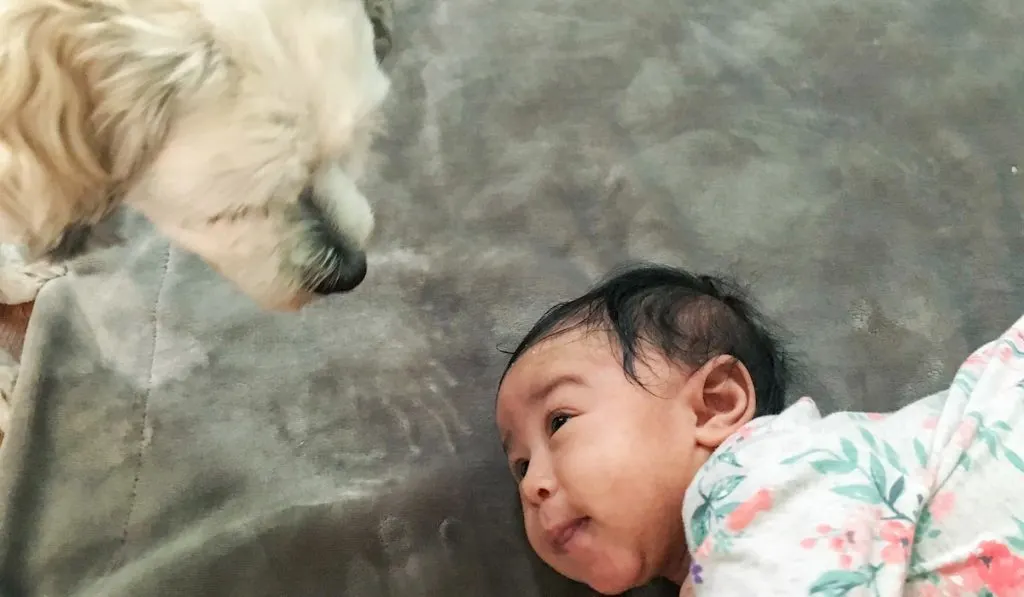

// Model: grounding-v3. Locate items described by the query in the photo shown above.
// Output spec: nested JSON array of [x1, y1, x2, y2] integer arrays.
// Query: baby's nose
[[521, 463, 556, 505]]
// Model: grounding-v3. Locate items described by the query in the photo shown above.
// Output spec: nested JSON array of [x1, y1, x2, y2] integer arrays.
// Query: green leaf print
[[1004, 448, 1024, 473], [979, 428, 999, 456], [841, 438, 859, 463], [717, 501, 741, 517], [809, 568, 875, 596], [690, 474, 749, 549], [887, 476, 906, 504], [831, 484, 883, 504], [691, 501, 712, 547], [957, 451, 972, 471], [953, 372, 979, 396], [859, 427, 878, 450], [715, 450, 741, 467], [710, 528, 735, 553], [916, 509, 933, 535], [811, 459, 858, 474], [1013, 517, 1024, 537], [993, 421, 1012, 432], [1008, 536, 1024, 552], [781, 449, 819, 465], [709, 475, 745, 501], [912, 510, 938, 563], [883, 441, 907, 474], [913, 439, 929, 468], [869, 454, 888, 495]]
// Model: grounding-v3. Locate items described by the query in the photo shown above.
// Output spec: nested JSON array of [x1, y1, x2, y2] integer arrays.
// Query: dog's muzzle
[[297, 188, 368, 295]]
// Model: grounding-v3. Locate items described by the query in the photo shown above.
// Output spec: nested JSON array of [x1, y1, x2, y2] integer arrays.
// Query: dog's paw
[[0, 244, 67, 305], [364, 0, 394, 62]]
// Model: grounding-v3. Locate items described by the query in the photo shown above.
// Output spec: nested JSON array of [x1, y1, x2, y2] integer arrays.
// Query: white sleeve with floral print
[[683, 315, 1024, 597]]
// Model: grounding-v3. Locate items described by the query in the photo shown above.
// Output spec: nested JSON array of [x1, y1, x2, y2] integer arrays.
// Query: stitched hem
[[112, 243, 173, 563]]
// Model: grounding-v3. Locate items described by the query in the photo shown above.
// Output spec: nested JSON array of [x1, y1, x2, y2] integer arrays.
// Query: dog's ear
[[0, 1, 223, 259]]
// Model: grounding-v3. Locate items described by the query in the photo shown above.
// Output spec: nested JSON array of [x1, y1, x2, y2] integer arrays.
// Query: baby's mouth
[[551, 517, 590, 552]]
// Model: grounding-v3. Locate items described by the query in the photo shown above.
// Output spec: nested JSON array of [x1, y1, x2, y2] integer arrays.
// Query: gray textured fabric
[[2, 0, 1023, 595]]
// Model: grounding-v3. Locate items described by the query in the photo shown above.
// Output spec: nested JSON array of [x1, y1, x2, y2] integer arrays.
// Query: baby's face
[[496, 329, 701, 595]]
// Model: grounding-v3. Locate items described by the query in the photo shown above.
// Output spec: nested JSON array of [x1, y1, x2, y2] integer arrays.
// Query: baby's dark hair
[[501, 263, 791, 417]]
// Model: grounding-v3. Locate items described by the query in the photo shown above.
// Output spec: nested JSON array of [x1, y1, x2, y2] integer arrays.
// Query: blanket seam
[[114, 243, 172, 560]]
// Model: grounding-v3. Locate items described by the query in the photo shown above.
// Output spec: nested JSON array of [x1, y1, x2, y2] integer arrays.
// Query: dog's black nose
[[298, 187, 369, 295], [312, 249, 367, 294]]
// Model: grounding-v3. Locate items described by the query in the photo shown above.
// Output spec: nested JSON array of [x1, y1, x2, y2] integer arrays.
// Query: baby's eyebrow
[[500, 373, 584, 456]]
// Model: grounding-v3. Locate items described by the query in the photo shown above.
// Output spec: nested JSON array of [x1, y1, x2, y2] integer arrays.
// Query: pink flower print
[[940, 564, 986, 593], [938, 541, 1024, 596], [846, 505, 883, 544], [879, 520, 914, 564], [953, 419, 977, 449], [963, 346, 995, 367], [913, 584, 942, 597], [725, 489, 773, 532], [922, 415, 939, 430], [865, 413, 886, 421], [928, 491, 956, 522], [694, 537, 713, 558], [800, 511, 877, 569], [734, 423, 755, 441], [964, 541, 1024, 597]]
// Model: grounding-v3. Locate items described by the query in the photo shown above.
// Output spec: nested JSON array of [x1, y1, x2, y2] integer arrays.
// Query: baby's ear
[[690, 355, 756, 448]]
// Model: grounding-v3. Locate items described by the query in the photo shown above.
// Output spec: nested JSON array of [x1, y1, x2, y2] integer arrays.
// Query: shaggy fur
[[0, 0, 392, 310], [0, 0, 394, 436]]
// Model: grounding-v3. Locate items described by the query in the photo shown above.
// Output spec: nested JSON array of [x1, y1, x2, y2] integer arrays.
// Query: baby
[[496, 263, 1024, 597]]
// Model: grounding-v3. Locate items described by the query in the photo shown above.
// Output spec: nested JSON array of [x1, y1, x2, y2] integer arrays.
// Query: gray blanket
[[1, 0, 1022, 595]]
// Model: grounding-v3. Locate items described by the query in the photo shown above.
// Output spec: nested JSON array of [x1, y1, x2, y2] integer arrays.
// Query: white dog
[[0, 0, 394, 434], [0, 0, 392, 310]]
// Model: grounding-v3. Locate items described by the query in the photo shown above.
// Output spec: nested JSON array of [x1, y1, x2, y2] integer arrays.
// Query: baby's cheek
[[521, 512, 544, 554]]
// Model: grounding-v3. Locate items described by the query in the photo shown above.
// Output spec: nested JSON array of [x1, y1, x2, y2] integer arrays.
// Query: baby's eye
[[549, 413, 571, 434], [513, 459, 529, 480]]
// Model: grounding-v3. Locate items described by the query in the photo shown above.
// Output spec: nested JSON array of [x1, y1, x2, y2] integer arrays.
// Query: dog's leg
[[364, 0, 394, 62], [0, 243, 67, 305]]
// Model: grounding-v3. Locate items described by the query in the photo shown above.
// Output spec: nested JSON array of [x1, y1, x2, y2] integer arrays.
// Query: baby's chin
[[559, 548, 648, 595], [583, 569, 646, 596]]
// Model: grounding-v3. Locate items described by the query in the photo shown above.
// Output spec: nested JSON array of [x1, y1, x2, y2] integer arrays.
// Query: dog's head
[[0, 0, 391, 310]]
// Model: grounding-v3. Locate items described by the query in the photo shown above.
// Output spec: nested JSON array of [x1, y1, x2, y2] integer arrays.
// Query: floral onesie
[[683, 315, 1024, 597]]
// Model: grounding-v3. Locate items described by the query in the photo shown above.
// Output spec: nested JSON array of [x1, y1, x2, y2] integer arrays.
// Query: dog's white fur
[[0, 0, 391, 311], [0, 0, 392, 438], [0, 243, 65, 304]]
